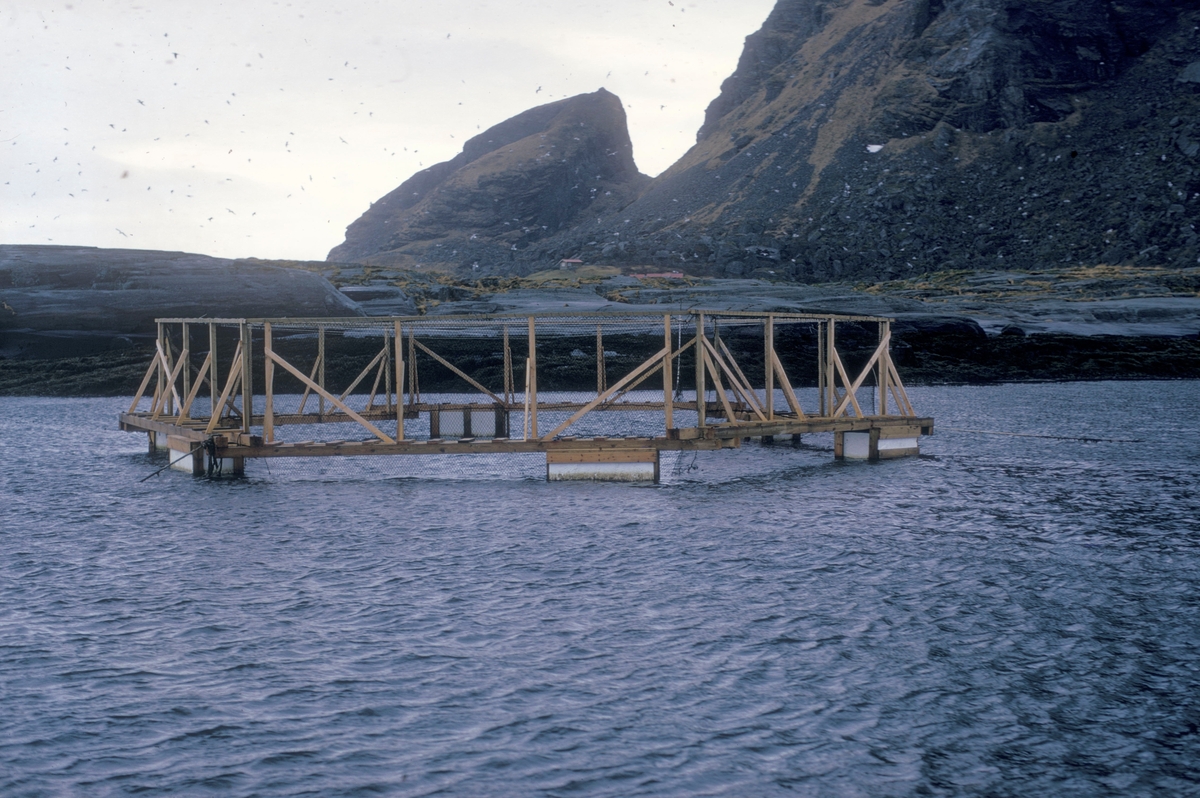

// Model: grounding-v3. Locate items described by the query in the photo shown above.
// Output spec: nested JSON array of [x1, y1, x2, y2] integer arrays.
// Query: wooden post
[[384, 328, 392, 413], [318, 324, 326, 416], [834, 431, 845, 459], [826, 317, 836, 418], [181, 323, 191, 407], [240, 322, 252, 433], [695, 312, 706, 428], [527, 316, 538, 438], [878, 320, 890, 416], [869, 427, 881, 461], [263, 322, 274, 443], [663, 314, 674, 430], [765, 315, 774, 420], [408, 326, 418, 406], [817, 320, 825, 416], [596, 325, 606, 394], [395, 321, 405, 439], [155, 322, 164, 414], [165, 329, 176, 417], [522, 358, 531, 441], [209, 322, 218, 419], [503, 325, 513, 406]]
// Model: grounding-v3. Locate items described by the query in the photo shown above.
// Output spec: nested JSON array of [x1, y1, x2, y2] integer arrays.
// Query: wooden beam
[[151, 342, 186, 419], [365, 353, 386, 411], [205, 346, 244, 435], [765, 315, 774, 419], [408, 326, 418, 406], [596, 325, 606, 394], [711, 335, 766, 419], [209, 322, 218, 419], [240, 323, 252, 433], [384, 328, 392, 413], [695, 312, 706, 428], [832, 332, 888, 418], [829, 346, 864, 418], [217, 434, 732, 459], [297, 353, 322, 415], [596, 338, 691, 409], [816, 320, 825, 416], [663, 314, 674, 430], [888, 360, 915, 417], [263, 322, 274, 443], [771, 348, 805, 419], [411, 338, 505, 406], [181, 323, 191, 406], [547, 449, 658, 464], [540, 346, 669, 440], [523, 356, 532, 441], [318, 324, 326, 416], [155, 322, 165, 416], [528, 316, 538, 438], [704, 337, 763, 419], [395, 321, 405, 439], [338, 347, 387, 403], [878, 321, 889, 416], [503, 325, 513, 405], [267, 350, 395, 443], [700, 344, 737, 423], [826, 318, 836, 417], [180, 351, 212, 420], [128, 357, 161, 414]]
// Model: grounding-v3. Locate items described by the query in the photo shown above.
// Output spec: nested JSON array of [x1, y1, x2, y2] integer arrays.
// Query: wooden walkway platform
[[119, 310, 933, 480]]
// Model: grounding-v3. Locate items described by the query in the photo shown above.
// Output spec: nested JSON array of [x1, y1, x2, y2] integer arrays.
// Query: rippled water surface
[[3, 382, 1200, 796]]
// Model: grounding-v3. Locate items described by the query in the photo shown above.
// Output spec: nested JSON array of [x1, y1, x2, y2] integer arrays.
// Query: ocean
[[2, 381, 1199, 796]]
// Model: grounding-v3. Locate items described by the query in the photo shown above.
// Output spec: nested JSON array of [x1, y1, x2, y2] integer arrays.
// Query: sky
[[2, 0, 776, 261]]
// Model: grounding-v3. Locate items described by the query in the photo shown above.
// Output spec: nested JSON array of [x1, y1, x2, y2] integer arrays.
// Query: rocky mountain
[[328, 88, 649, 269], [330, 0, 1200, 282]]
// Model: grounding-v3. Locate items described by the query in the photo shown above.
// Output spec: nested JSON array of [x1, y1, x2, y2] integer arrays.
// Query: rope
[[940, 426, 1142, 444], [140, 441, 206, 482], [140, 436, 230, 481], [202, 437, 223, 478]]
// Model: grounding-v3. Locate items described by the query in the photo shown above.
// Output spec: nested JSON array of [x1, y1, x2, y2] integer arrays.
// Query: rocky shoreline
[[3, 251, 1197, 397]]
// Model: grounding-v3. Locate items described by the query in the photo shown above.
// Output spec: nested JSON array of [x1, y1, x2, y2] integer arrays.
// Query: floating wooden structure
[[119, 310, 933, 481]]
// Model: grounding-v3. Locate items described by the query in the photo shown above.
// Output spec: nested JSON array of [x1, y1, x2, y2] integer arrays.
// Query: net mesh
[[132, 312, 889, 482]]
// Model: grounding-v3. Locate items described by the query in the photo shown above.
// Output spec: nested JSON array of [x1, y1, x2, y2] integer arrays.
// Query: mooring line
[[940, 427, 1142, 444], [139, 442, 205, 482]]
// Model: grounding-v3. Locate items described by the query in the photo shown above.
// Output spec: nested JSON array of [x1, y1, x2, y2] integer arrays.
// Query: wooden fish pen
[[119, 310, 933, 481]]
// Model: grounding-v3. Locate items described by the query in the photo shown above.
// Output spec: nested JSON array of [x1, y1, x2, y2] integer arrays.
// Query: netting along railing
[[128, 310, 916, 451]]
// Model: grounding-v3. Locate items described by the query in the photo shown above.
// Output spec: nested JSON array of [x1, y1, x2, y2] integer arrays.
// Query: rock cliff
[[327, 88, 649, 269], [330, 0, 1200, 281]]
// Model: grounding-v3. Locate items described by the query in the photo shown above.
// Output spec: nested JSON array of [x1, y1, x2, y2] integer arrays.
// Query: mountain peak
[[327, 88, 648, 268]]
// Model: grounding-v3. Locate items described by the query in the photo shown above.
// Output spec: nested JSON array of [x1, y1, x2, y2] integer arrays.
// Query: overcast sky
[[2, 0, 774, 261]]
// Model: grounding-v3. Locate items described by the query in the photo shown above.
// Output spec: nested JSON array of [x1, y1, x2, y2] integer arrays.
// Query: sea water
[[2, 382, 1199, 796]]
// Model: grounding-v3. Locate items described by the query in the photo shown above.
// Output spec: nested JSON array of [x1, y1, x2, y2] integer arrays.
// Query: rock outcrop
[[330, 0, 1200, 282], [327, 88, 649, 269], [0, 245, 360, 358], [578, 0, 1200, 281]]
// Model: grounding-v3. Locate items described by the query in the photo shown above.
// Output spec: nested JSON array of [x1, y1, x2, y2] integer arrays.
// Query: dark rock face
[[576, 0, 1200, 281], [329, 1, 1200, 283], [327, 88, 649, 270], [0, 245, 360, 358]]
